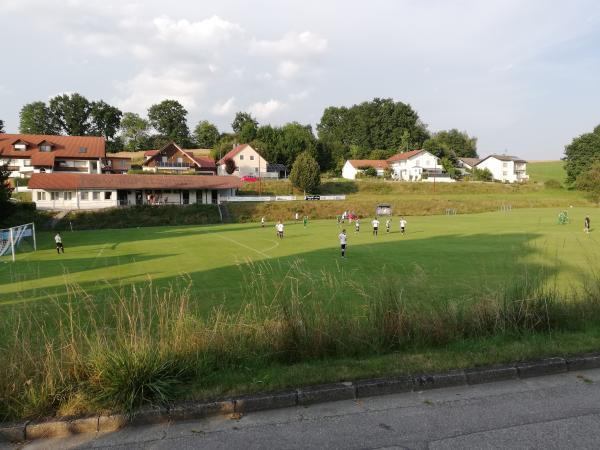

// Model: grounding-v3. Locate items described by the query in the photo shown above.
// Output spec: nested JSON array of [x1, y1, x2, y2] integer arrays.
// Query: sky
[[1, 0, 599, 159]]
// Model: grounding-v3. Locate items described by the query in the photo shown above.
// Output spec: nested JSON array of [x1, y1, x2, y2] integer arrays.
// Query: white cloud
[[250, 31, 327, 58], [248, 99, 285, 119], [212, 97, 237, 116], [153, 15, 244, 49], [278, 60, 301, 79], [114, 69, 204, 114], [289, 89, 311, 101]]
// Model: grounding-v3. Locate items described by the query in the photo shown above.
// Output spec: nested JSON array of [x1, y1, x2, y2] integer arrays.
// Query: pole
[[258, 155, 262, 196], [32, 222, 37, 251], [9, 227, 15, 262]]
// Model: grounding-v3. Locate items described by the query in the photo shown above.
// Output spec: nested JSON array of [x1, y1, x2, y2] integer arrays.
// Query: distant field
[[527, 160, 566, 184]]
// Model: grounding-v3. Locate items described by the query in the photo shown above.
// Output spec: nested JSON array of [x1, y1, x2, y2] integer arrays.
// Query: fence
[[222, 195, 346, 202]]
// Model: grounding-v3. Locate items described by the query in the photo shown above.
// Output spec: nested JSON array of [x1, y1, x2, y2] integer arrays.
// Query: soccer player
[[295, 212, 299, 222], [303, 215, 308, 227], [400, 217, 407, 234], [372, 217, 380, 236], [339, 229, 347, 258], [55, 232, 64, 254], [385, 218, 391, 233], [261, 216, 266, 228], [584, 215, 591, 233], [355, 218, 360, 233], [276, 220, 284, 239]]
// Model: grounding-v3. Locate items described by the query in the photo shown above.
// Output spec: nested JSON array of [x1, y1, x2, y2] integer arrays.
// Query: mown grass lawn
[[527, 160, 566, 184], [2, 207, 598, 310]]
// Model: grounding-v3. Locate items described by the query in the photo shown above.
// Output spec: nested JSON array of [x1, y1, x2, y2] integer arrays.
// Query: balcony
[[155, 161, 194, 169], [53, 165, 89, 172]]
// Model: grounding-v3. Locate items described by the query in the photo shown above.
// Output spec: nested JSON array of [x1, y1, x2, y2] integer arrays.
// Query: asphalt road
[[8, 368, 600, 450]]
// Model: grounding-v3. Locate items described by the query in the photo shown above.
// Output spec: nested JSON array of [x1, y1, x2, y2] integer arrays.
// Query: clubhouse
[[28, 173, 242, 210]]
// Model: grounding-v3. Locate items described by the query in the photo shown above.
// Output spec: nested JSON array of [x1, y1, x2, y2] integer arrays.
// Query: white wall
[[390, 151, 443, 181], [218, 145, 269, 177], [33, 189, 118, 210], [476, 157, 528, 183], [342, 161, 358, 180]]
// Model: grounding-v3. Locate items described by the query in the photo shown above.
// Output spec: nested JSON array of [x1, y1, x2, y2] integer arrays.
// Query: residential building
[[387, 150, 445, 181], [216, 144, 284, 178], [456, 157, 480, 173], [102, 156, 131, 174], [143, 142, 216, 174], [0, 134, 107, 178], [28, 173, 242, 210], [342, 160, 388, 180], [475, 155, 528, 183]]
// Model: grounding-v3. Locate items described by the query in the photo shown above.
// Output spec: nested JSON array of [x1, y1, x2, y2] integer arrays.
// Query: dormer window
[[40, 144, 52, 152], [79, 147, 87, 153], [14, 144, 27, 151]]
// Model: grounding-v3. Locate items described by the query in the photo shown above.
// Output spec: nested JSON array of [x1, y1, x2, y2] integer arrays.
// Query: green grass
[[527, 161, 566, 185]]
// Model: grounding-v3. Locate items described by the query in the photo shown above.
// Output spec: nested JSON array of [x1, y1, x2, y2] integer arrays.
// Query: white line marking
[[217, 234, 271, 259]]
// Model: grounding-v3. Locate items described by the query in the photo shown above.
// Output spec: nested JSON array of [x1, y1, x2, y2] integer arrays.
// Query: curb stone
[[465, 364, 518, 385], [517, 357, 567, 378], [297, 382, 355, 405], [4, 352, 600, 443]]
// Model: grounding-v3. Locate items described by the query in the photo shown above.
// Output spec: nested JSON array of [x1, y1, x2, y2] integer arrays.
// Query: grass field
[[527, 160, 566, 184]]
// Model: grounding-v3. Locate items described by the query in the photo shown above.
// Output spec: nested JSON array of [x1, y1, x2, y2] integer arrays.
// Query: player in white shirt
[[261, 216, 266, 228], [338, 229, 347, 258], [54, 232, 64, 254], [355, 218, 360, 233], [385, 218, 391, 233], [371, 218, 380, 236], [400, 217, 407, 234], [276, 220, 284, 238]]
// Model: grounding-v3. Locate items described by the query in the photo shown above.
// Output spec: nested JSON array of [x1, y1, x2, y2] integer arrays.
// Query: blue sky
[[1, 0, 599, 159]]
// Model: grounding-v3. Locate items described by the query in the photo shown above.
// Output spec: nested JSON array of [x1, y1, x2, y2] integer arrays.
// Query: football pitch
[[1, 207, 598, 311]]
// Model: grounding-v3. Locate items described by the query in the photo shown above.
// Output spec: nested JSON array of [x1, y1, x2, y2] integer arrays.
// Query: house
[[475, 155, 528, 183], [143, 142, 216, 175], [342, 160, 388, 180], [387, 149, 446, 182], [456, 157, 480, 173], [0, 134, 107, 178], [28, 172, 242, 210], [102, 156, 131, 174], [216, 144, 285, 178]]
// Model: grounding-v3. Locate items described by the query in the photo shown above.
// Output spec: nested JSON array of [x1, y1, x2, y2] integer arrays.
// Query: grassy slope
[[527, 161, 566, 184], [2, 207, 598, 310]]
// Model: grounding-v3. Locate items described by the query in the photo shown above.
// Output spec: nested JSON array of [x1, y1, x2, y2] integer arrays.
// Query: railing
[[155, 161, 194, 168], [54, 166, 89, 172]]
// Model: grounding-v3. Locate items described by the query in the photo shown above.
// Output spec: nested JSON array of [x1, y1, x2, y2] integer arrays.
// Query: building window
[[162, 156, 167, 162], [92, 192, 99, 200], [79, 147, 87, 153], [503, 162, 508, 168], [250, 155, 254, 161], [50, 192, 59, 200], [36, 191, 47, 201], [23, 159, 31, 167], [40, 145, 52, 152], [254, 167, 258, 172], [105, 191, 112, 200], [64, 192, 72, 201], [81, 192, 88, 200], [502, 171, 508, 176], [239, 154, 244, 160], [14, 144, 27, 151]]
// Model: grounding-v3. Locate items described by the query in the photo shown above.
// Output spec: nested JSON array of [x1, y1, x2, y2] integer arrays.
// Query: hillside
[[527, 160, 566, 185]]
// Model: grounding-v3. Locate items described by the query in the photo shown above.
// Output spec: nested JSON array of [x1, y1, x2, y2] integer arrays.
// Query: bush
[[575, 161, 600, 201], [472, 167, 493, 182], [544, 179, 562, 189]]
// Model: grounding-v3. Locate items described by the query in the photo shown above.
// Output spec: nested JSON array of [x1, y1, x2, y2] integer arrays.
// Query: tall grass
[[2, 263, 600, 422]]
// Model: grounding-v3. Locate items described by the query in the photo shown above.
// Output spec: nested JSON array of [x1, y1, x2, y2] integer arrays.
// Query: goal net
[[0, 223, 37, 262]]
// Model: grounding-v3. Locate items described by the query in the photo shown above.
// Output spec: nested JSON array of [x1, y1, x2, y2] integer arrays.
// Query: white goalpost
[[0, 223, 36, 262]]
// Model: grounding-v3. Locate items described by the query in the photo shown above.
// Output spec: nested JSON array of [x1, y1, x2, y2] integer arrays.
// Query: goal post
[[0, 222, 36, 262]]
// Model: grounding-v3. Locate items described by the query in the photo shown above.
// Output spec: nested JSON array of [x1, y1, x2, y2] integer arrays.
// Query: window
[[250, 155, 254, 161], [254, 167, 258, 172], [502, 171, 508, 176], [92, 192, 99, 200], [162, 156, 168, 163], [51, 192, 59, 200], [23, 159, 31, 167], [36, 191, 46, 201], [105, 191, 112, 200], [176, 157, 183, 164], [14, 144, 27, 151], [63, 192, 72, 201], [239, 154, 244, 160], [79, 147, 87, 153], [503, 162, 508, 168], [81, 192, 88, 201], [40, 145, 52, 152]]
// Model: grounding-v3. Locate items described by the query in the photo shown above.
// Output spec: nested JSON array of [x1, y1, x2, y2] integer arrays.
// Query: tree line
[[1, 95, 481, 172]]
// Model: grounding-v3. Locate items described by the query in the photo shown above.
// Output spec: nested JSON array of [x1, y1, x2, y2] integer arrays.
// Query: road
[[7, 368, 600, 450]]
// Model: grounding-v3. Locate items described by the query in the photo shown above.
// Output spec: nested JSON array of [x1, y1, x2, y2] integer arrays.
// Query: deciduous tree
[[0, 119, 4, 133], [19, 102, 56, 134], [564, 124, 600, 184], [89, 100, 123, 142], [574, 160, 600, 201], [0, 164, 13, 213], [48, 93, 92, 136], [193, 120, 220, 148], [120, 112, 151, 151], [231, 111, 258, 134], [423, 129, 478, 159], [290, 151, 321, 194], [147, 100, 191, 146]]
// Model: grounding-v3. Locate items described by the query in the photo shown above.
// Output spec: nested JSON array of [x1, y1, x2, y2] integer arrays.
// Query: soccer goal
[[0, 223, 37, 262]]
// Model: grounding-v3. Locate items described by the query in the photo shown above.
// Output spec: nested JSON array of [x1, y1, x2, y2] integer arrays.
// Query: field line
[[217, 234, 272, 259]]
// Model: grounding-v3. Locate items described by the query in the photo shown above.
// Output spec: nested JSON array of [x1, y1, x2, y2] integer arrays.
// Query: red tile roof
[[217, 144, 248, 165], [386, 149, 424, 162], [143, 143, 216, 169], [0, 134, 105, 159], [30, 152, 56, 167], [28, 173, 242, 190], [193, 156, 216, 169], [348, 160, 389, 169]]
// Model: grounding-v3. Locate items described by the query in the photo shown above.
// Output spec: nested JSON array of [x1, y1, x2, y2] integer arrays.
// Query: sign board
[[305, 195, 321, 201], [376, 204, 392, 216]]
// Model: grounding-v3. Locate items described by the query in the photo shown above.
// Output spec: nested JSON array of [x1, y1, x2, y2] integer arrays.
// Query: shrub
[[544, 179, 562, 189], [224, 158, 236, 175], [575, 161, 600, 201], [472, 167, 493, 182]]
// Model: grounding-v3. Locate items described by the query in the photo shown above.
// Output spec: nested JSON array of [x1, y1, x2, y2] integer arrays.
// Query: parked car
[[241, 176, 258, 182]]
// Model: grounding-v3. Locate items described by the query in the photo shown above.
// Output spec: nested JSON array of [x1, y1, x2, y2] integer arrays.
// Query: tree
[[224, 158, 236, 174], [290, 151, 321, 194], [0, 119, 4, 133], [276, 122, 317, 168], [472, 167, 493, 182], [423, 129, 478, 159], [19, 101, 56, 134], [0, 164, 13, 213], [193, 120, 220, 148], [564, 124, 600, 184], [120, 112, 151, 151], [147, 100, 191, 146], [574, 160, 600, 201], [239, 121, 257, 143], [231, 111, 258, 134], [89, 100, 122, 142], [48, 93, 92, 135]]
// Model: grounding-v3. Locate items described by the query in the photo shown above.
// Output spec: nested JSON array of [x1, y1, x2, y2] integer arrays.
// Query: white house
[[217, 144, 276, 178], [387, 150, 445, 182], [475, 155, 528, 183], [342, 160, 388, 180], [28, 173, 242, 211], [456, 157, 480, 172]]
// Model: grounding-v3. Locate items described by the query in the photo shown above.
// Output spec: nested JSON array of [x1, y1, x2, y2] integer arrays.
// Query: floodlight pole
[[9, 227, 15, 262], [32, 222, 37, 251]]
